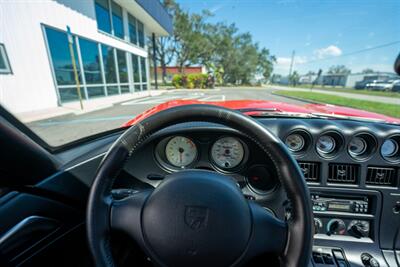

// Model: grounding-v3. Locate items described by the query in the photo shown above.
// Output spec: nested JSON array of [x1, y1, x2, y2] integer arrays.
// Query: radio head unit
[[311, 194, 369, 214]]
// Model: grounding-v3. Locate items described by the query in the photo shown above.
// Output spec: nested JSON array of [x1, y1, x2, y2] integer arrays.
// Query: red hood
[[122, 99, 400, 126]]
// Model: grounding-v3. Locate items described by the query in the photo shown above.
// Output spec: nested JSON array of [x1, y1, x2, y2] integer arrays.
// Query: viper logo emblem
[[184, 206, 209, 231]]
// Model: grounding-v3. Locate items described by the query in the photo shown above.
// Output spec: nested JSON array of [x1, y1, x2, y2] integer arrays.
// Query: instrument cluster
[[155, 134, 278, 195]]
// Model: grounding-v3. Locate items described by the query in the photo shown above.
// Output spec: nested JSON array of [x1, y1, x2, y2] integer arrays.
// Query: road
[[28, 88, 306, 146]]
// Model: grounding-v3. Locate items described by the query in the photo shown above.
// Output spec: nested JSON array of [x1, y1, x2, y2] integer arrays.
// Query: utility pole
[[288, 50, 295, 77]]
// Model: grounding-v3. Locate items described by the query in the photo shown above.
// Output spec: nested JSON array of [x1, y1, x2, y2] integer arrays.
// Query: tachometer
[[211, 137, 244, 169], [165, 136, 197, 167]]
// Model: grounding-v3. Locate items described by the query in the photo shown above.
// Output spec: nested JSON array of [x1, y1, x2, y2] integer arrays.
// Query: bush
[[172, 73, 211, 89]]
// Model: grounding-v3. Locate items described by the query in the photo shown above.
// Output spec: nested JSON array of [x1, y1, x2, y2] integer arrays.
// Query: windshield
[[0, 0, 399, 147]]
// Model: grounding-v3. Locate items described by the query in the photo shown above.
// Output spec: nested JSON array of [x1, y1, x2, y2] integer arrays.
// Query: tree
[[148, 0, 179, 83], [327, 65, 351, 74], [362, 68, 375, 74], [289, 71, 300, 86], [305, 71, 316, 75]]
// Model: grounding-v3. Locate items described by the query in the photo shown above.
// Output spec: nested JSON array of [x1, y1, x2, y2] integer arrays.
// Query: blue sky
[[176, 0, 400, 75]]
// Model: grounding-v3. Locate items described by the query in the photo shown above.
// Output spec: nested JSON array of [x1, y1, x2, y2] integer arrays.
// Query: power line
[[302, 40, 400, 65]]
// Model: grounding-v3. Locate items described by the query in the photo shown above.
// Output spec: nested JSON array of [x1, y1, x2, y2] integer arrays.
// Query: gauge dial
[[285, 134, 305, 152], [246, 165, 276, 193], [348, 136, 367, 156], [381, 139, 398, 157], [211, 137, 244, 169], [316, 135, 336, 154], [165, 136, 197, 167]]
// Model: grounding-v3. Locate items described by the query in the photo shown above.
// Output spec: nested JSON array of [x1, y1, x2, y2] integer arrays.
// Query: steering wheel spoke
[[110, 189, 152, 243], [241, 202, 287, 262]]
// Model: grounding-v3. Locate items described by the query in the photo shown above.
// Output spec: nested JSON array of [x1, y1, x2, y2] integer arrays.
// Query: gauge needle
[[178, 147, 184, 163]]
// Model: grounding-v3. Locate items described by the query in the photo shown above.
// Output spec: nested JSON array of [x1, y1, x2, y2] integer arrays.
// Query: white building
[[0, 0, 172, 113]]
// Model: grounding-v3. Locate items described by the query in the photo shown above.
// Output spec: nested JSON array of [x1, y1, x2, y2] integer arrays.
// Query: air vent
[[366, 167, 397, 186], [298, 162, 320, 182], [328, 163, 359, 184]]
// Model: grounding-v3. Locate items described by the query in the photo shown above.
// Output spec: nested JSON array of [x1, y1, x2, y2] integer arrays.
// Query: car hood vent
[[298, 162, 320, 182], [367, 167, 397, 186], [328, 163, 359, 184]]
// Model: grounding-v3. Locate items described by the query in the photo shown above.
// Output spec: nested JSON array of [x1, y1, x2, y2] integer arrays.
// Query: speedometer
[[165, 136, 197, 167], [211, 137, 244, 169]]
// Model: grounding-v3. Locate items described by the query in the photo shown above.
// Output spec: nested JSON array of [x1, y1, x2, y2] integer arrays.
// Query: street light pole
[[67, 26, 84, 110], [288, 50, 295, 77], [152, 33, 158, 90]]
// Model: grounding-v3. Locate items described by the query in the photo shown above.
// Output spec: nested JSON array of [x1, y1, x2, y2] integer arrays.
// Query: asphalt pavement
[[28, 87, 305, 146]]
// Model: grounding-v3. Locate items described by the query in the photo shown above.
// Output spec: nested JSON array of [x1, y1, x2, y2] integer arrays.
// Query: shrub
[[172, 73, 211, 89], [172, 74, 183, 88]]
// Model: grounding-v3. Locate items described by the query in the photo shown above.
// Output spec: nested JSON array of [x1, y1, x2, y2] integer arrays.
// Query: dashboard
[[117, 118, 400, 267]]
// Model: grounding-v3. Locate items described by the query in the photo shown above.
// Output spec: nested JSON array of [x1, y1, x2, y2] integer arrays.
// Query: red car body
[[123, 99, 400, 126]]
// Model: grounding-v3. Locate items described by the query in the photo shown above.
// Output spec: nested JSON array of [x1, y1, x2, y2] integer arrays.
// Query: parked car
[[365, 80, 394, 91], [354, 80, 371, 89], [392, 80, 400, 92]]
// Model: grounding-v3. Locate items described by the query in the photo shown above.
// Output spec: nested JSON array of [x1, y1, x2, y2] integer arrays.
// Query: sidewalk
[[17, 90, 166, 123], [268, 85, 400, 105]]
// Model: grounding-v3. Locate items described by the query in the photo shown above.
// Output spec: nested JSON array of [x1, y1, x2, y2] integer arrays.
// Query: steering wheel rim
[[86, 104, 313, 267]]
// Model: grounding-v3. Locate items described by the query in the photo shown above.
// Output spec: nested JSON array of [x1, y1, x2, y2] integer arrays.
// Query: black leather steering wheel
[[87, 104, 313, 267]]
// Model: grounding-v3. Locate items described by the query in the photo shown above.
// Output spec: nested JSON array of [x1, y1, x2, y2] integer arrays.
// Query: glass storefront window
[[58, 87, 81, 102], [107, 85, 119, 95], [87, 86, 105, 98], [131, 54, 140, 83], [79, 38, 102, 84], [140, 56, 147, 83], [120, 85, 130, 93], [101, 45, 117, 84], [116, 50, 128, 83], [45, 27, 81, 86]]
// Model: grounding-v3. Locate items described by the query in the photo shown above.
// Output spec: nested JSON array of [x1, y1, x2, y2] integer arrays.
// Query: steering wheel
[[86, 104, 313, 267]]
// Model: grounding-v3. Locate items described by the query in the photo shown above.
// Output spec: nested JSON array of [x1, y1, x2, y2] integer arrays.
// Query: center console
[[309, 187, 386, 267]]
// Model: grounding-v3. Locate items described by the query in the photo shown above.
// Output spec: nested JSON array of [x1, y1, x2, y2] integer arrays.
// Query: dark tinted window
[[116, 49, 128, 83], [131, 54, 140, 82], [45, 27, 80, 85], [137, 20, 145, 47], [79, 38, 102, 84], [140, 56, 147, 83], [95, 0, 112, 34], [128, 14, 137, 45], [101, 44, 117, 83], [111, 1, 124, 39]]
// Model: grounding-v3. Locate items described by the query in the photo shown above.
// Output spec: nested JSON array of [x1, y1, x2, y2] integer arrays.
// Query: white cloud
[[314, 45, 342, 59]]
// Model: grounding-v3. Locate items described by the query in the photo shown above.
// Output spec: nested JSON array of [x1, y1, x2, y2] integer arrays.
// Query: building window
[[140, 56, 147, 83], [137, 20, 145, 47], [0, 43, 12, 74], [101, 44, 117, 84], [116, 50, 128, 83], [79, 38, 102, 84], [45, 27, 81, 86], [128, 14, 138, 45], [111, 1, 124, 39], [94, 0, 112, 34], [131, 54, 140, 84]]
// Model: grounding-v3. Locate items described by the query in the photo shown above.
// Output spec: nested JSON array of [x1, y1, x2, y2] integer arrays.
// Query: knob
[[327, 219, 346, 236], [361, 253, 379, 267], [313, 218, 323, 234], [348, 220, 370, 238]]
